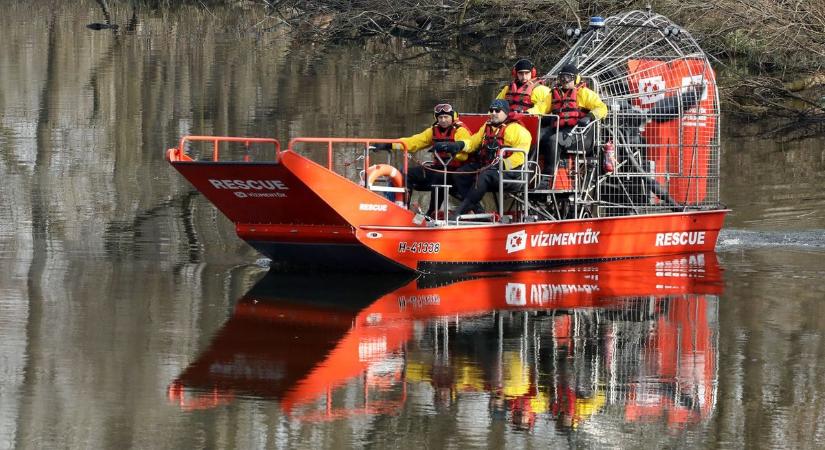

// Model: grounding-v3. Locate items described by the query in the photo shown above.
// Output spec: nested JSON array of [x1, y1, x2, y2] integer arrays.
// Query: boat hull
[[169, 150, 727, 273], [357, 210, 725, 273]]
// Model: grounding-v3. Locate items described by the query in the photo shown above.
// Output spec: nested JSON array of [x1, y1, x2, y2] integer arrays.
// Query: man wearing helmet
[[496, 59, 551, 115], [372, 103, 472, 217], [540, 63, 607, 177]]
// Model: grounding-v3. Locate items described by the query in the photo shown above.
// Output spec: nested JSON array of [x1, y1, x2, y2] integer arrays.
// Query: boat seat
[[458, 113, 541, 144]]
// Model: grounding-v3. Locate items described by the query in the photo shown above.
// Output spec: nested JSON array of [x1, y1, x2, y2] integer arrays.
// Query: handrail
[[176, 135, 282, 162], [497, 148, 531, 221], [288, 137, 409, 170], [288, 138, 410, 200]]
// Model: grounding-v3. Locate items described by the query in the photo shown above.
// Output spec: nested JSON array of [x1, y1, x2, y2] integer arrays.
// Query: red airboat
[[167, 11, 727, 274]]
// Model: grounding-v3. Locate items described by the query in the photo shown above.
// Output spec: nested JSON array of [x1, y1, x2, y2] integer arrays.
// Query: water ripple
[[718, 229, 825, 251]]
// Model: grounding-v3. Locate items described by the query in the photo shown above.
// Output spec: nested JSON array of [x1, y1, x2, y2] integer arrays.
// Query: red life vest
[[551, 83, 588, 127], [505, 79, 543, 113], [479, 122, 511, 165], [431, 121, 466, 168]]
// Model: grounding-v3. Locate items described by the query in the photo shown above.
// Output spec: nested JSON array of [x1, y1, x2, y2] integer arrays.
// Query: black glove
[[371, 143, 393, 151], [433, 141, 464, 154], [576, 114, 593, 127]]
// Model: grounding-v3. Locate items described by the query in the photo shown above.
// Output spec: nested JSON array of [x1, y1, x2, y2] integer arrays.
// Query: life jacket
[[505, 79, 543, 113], [431, 121, 466, 168], [478, 121, 517, 165], [551, 82, 588, 128]]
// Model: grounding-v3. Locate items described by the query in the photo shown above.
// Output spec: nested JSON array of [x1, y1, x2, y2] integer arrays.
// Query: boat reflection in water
[[169, 253, 722, 432]]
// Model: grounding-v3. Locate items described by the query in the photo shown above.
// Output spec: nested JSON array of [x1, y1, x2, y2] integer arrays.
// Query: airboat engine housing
[[549, 10, 720, 214]]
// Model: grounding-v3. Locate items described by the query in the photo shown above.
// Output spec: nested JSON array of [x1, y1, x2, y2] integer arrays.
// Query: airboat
[[167, 10, 727, 273]]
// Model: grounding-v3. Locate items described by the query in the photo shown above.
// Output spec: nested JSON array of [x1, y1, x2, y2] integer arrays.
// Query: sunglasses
[[434, 103, 454, 114], [488, 108, 505, 113]]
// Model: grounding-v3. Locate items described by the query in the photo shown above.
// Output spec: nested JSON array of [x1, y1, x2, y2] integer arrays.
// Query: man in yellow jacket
[[435, 99, 532, 216], [540, 64, 607, 176], [495, 59, 551, 115], [373, 103, 472, 216]]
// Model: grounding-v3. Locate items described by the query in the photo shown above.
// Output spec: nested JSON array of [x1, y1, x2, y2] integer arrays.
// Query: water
[[2, 1, 825, 448]]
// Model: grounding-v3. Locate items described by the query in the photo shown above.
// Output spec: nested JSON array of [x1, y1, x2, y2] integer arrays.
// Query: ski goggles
[[434, 104, 454, 115]]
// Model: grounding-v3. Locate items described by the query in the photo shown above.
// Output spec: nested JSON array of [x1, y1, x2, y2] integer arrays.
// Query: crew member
[[540, 64, 607, 176], [373, 103, 472, 216], [435, 99, 531, 216], [496, 59, 551, 115]]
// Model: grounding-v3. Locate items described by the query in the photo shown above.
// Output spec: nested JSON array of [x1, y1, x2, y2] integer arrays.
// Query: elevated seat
[[460, 112, 543, 173], [459, 113, 555, 221]]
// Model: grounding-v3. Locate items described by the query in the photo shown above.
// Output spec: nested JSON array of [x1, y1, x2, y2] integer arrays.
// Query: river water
[[2, 2, 825, 449]]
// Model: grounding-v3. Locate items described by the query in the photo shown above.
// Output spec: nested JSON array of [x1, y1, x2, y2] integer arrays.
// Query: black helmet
[[559, 64, 579, 76], [513, 59, 534, 72]]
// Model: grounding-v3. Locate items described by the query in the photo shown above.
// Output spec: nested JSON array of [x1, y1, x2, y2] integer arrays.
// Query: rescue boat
[[167, 10, 727, 274]]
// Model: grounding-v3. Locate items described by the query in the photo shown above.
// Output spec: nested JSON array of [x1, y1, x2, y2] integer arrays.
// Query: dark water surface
[[2, 2, 825, 448]]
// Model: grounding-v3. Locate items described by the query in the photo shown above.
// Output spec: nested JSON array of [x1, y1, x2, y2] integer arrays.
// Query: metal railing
[[288, 137, 409, 172], [173, 135, 282, 162], [498, 148, 531, 222], [288, 137, 410, 201]]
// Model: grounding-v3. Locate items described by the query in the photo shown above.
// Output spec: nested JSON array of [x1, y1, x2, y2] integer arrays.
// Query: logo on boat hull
[[531, 229, 600, 247], [506, 229, 600, 253], [506, 230, 527, 253]]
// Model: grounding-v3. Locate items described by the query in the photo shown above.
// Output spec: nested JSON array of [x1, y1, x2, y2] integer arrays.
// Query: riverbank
[[90, 0, 825, 127], [261, 0, 825, 123]]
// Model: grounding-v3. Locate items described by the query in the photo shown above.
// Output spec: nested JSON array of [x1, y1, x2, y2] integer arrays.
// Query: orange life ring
[[366, 164, 405, 204]]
